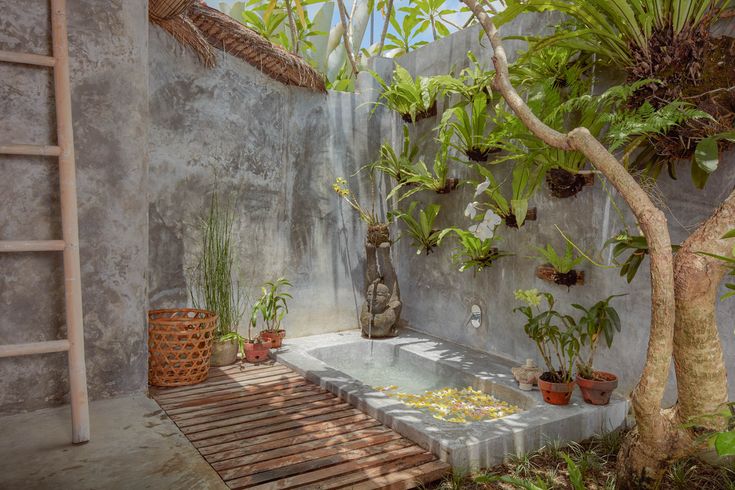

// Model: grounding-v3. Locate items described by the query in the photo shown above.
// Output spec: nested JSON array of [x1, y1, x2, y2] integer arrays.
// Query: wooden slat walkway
[[151, 361, 450, 489]]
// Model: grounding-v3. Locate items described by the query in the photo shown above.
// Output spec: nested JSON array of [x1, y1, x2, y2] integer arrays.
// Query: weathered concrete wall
[[375, 22, 735, 403], [147, 27, 368, 339], [0, 0, 149, 413]]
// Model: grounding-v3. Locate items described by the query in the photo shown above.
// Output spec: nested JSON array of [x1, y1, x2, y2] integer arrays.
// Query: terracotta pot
[[259, 330, 285, 348], [576, 372, 618, 405], [243, 340, 272, 363], [537, 373, 575, 405], [210, 338, 238, 367]]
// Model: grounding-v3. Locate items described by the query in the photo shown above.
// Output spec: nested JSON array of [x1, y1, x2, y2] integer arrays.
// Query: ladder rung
[[0, 50, 55, 67], [0, 240, 65, 252], [0, 340, 70, 358], [0, 144, 62, 157]]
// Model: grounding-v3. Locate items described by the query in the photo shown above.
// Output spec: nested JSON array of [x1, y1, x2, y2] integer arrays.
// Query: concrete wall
[[147, 27, 368, 338], [374, 22, 735, 403], [0, 0, 149, 413]]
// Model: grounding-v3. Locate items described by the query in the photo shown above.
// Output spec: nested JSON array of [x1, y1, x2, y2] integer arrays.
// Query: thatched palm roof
[[149, 0, 326, 92]]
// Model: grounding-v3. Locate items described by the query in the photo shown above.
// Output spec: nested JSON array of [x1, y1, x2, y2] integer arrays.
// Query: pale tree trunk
[[458, 0, 689, 485], [336, 0, 359, 76], [673, 191, 735, 428], [377, 0, 394, 56]]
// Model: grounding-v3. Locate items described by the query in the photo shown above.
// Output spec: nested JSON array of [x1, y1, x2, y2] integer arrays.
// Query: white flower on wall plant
[[464, 201, 481, 219], [474, 177, 491, 197], [469, 211, 501, 240]]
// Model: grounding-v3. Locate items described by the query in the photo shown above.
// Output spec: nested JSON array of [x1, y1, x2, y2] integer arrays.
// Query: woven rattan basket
[[148, 308, 218, 387]]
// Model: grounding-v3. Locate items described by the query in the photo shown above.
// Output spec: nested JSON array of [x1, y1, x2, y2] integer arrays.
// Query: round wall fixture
[[470, 304, 482, 329]]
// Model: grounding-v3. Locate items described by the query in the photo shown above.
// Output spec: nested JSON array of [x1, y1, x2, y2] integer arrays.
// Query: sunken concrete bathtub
[[272, 330, 628, 469]]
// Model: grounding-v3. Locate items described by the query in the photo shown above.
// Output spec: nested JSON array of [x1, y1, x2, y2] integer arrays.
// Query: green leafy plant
[[604, 231, 682, 283], [439, 92, 498, 162], [474, 161, 546, 227], [250, 278, 293, 336], [568, 295, 624, 379], [388, 132, 456, 199], [514, 289, 580, 383], [370, 125, 419, 184], [191, 191, 244, 339], [693, 131, 735, 188], [439, 228, 510, 274], [534, 242, 584, 275], [382, 11, 430, 55], [399, 0, 459, 41], [434, 51, 495, 102], [389, 202, 443, 255], [370, 65, 441, 123]]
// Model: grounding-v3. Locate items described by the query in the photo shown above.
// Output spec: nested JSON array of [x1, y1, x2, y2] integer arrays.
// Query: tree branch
[[336, 0, 359, 76], [377, 0, 394, 56]]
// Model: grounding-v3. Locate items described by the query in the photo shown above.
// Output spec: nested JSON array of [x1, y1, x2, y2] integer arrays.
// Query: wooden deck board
[[151, 362, 450, 489]]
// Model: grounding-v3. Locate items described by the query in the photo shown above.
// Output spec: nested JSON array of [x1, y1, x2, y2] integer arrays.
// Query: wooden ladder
[[0, 0, 90, 443]]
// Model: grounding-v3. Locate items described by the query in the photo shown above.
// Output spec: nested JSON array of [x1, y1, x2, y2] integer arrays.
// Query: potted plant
[[371, 126, 420, 185], [387, 132, 459, 201], [568, 295, 624, 405], [191, 191, 244, 367], [514, 289, 580, 405], [253, 278, 292, 348], [533, 242, 585, 287], [243, 321, 271, 363], [439, 93, 499, 162]]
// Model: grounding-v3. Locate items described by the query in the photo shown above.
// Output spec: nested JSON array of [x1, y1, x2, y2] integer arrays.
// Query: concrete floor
[[0, 394, 226, 490]]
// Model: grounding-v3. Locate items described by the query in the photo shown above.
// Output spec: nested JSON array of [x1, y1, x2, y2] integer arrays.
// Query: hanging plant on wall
[[388, 132, 460, 199], [534, 242, 586, 287], [471, 162, 543, 228], [371, 125, 420, 185], [438, 228, 511, 274], [389, 202, 444, 255], [370, 66, 441, 123]]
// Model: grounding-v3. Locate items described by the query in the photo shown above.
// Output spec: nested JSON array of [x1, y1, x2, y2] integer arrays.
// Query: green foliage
[[434, 51, 495, 103], [439, 228, 510, 274], [191, 191, 244, 339], [383, 11, 430, 54], [370, 65, 441, 123], [389, 202, 443, 255], [568, 295, 624, 379], [474, 162, 546, 226], [693, 131, 735, 188], [400, 0, 460, 41], [494, 0, 731, 68], [534, 242, 584, 274], [332, 177, 382, 226], [371, 125, 419, 184], [439, 92, 498, 162], [250, 278, 293, 336], [560, 453, 586, 490], [514, 289, 580, 382], [388, 132, 454, 199]]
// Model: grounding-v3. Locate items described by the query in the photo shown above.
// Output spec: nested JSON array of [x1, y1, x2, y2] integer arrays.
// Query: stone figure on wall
[[360, 240, 402, 337]]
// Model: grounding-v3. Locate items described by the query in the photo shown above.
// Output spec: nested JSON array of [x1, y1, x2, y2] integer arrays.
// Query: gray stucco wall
[[373, 22, 735, 403], [0, 0, 149, 413], [147, 27, 368, 339]]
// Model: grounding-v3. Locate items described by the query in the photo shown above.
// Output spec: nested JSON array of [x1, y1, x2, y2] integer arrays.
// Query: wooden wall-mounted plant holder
[[546, 168, 595, 198], [505, 207, 537, 228], [536, 264, 585, 287]]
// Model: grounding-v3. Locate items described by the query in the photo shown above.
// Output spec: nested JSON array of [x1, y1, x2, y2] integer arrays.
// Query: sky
[[207, 0, 473, 50]]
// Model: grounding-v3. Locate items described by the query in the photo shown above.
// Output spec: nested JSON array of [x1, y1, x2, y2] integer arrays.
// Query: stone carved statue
[[360, 242, 402, 337]]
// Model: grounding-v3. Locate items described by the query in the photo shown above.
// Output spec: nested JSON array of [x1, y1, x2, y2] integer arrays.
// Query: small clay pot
[[576, 372, 618, 405], [243, 340, 272, 363], [210, 338, 238, 367], [259, 330, 285, 348], [537, 372, 575, 405]]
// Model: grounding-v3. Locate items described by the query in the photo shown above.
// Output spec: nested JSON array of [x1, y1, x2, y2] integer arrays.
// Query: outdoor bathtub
[[273, 330, 628, 469]]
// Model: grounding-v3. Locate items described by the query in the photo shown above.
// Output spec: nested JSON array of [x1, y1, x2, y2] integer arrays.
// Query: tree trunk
[[673, 190, 735, 428]]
